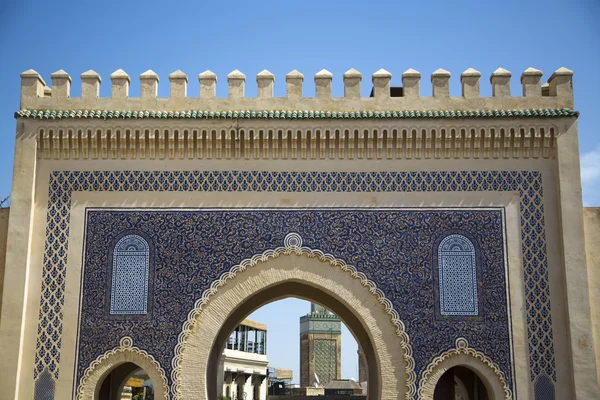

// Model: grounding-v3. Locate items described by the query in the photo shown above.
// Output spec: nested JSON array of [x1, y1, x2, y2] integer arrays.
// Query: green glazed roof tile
[[15, 108, 579, 121]]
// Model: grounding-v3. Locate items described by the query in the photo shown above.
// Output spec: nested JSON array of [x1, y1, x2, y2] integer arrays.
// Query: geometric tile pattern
[[438, 234, 478, 316], [314, 339, 337, 385], [82, 209, 507, 400], [110, 235, 150, 315], [35, 170, 554, 399]]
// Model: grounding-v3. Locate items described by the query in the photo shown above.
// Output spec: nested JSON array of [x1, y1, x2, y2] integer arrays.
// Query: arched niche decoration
[[172, 233, 415, 400], [418, 338, 512, 400], [76, 336, 169, 400], [109, 234, 151, 316]]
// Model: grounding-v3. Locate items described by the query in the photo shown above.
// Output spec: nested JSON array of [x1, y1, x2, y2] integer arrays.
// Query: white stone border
[[418, 338, 513, 400], [170, 232, 417, 399], [76, 336, 170, 400]]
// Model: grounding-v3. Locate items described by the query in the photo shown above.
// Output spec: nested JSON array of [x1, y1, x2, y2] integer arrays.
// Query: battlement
[[19, 67, 574, 112]]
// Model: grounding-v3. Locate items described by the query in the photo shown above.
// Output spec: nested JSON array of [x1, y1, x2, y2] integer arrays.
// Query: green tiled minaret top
[[301, 303, 342, 334]]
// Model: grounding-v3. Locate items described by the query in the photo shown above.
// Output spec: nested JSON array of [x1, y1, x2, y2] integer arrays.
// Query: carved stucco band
[[76, 337, 170, 400], [170, 233, 417, 399], [418, 338, 513, 400]]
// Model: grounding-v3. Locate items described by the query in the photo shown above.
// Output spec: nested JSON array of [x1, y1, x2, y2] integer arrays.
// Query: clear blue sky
[[1, 0, 599, 386]]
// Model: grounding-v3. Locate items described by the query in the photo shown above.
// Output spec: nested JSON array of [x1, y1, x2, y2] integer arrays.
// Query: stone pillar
[[490, 67, 511, 97], [431, 68, 451, 97], [228, 70, 245, 99], [556, 118, 600, 399], [257, 70, 275, 99], [343, 68, 362, 98], [314, 70, 333, 99], [110, 69, 130, 99], [521, 67, 543, 97], [81, 70, 101, 99], [50, 70, 71, 99], [549, 67, 574, 104], [402, 68, 420, 98], [169, 70, 188, 99], [199, 70, 217, 98], [461, 68, 481, 98], [20, 69, 46, 106], [0, 120, 38, 398], [372, 69, 391, 98], [140, 70, 159, 99], [286, 70, 304, 99]]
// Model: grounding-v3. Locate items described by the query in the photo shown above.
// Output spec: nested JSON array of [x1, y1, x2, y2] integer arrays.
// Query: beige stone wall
[[584, 207, 600, 392], [0, 207, 10, 319]]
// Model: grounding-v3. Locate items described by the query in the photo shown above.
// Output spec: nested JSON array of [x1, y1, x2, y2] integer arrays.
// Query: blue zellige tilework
[[79, 209, 509, 394], [35, 170, 554, 398]]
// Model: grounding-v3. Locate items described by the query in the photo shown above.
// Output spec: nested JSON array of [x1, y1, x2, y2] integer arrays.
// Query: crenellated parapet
[[18, 67, 575, 111]]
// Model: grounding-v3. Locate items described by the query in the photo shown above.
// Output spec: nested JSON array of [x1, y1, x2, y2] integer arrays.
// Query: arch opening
[[96, 362, 154, 400], [176, 252, 412, 400], [433, 366, 489, 400], [209, 287, 373, 400], [417, 338, 512, 400]]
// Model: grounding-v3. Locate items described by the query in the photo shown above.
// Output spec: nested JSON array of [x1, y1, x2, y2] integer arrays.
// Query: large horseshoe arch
[[173, 235, 416, 400]]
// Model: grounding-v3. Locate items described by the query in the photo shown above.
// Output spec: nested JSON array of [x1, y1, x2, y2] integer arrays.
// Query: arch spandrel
[[173, 233, 415, 400]]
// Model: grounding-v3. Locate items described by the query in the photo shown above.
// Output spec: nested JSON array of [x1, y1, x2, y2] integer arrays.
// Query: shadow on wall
[[0, 207, 10, 320]]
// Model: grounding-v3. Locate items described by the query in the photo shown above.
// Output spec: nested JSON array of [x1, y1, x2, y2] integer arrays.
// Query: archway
[[210, 287, 371, 398], [432, 366, 489, 400], [174, 234, 415, 400], [76, 337, 169, 400], [98, 363, 154, 400], [418, 338, 512, 400]]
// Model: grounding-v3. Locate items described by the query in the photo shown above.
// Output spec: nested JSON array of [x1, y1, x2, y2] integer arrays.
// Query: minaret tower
[[299, 303, 342, 387]]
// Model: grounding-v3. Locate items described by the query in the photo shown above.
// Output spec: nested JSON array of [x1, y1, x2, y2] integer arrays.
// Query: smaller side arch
[[76, 337, 169, 400], [418, 338, 512, 400]]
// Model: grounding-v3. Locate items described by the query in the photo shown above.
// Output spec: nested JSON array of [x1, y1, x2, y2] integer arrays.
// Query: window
[[110, 235, 150, 315], [438, 234, 478, 316]]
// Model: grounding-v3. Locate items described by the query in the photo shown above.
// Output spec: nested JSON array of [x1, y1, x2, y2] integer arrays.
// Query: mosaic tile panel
[[78, 209, 510, 395], [33, 170, 555, 398], [438, 234, 478, 316], [110, 235, 150, 315], [314, 339, 338, 385]]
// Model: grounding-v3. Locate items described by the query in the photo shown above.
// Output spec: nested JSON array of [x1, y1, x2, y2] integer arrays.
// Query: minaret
[[299, 303, 342, 387]]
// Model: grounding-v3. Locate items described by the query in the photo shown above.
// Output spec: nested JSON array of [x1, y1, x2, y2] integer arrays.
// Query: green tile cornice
[[15, 108, 578, 121]]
